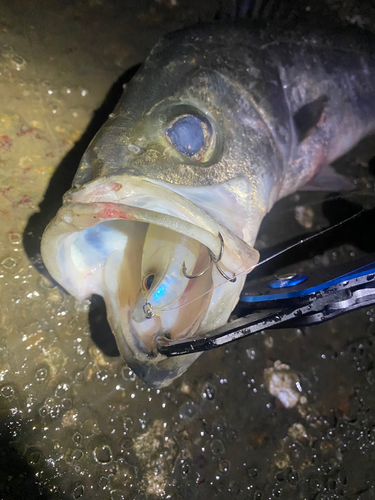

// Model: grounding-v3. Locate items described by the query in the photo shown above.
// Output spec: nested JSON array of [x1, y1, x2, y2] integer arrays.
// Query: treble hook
[[182, 232, 237, 282]]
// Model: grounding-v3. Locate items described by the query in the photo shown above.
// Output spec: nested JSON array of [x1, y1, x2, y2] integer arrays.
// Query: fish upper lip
[[67, 175, 259, 269], [41, 175, 259, 306]]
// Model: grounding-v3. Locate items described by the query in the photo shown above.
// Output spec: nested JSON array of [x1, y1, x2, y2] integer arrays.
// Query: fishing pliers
[[157, 254, 375, 356]]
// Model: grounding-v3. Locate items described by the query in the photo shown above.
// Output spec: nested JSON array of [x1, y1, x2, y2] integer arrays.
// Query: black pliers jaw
[[157, 254, 375, 356]]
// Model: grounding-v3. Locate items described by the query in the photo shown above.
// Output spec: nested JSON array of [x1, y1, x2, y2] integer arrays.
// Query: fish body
[[41, 24, 375, 387]]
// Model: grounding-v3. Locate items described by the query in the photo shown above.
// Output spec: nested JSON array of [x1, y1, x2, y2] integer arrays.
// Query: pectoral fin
[[301, 165, 354, 192]]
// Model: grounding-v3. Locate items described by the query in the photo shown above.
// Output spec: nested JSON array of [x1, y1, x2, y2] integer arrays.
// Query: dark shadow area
[[369, 156, 375, 177], [23, 63, 142, 279], [0, 419, 51, 500], [216, 0, 344, 27], [89, 295, 120, 357], [247, 196, 375, 282]]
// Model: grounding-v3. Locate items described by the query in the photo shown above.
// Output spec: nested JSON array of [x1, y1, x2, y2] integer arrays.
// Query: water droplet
[[181, 460, 191, 478], [248, 466, 258, 478], [121, 368, 136, 382], [75, 371, 85, 383], [37, 275, 54, 289], [228, 481, 241, 494], [122, 416, 133, 431], [62, 398, 72, 409], [210, 439, 225, 455], [35, 366, 48, 382], [246, 349, 256, 360], [272, 487, 283, 498], [39, 406, 48, 417], [218, 459, 230, 475], [73, 432, 82, 445], [276, 470, 285, 482], [25, 447, 42, 466], [44, 396, 54, 408], [327, 428, 337, 440], [110, 490, 126, 500], [120, 438, 132, 450], [99, 476, 109, 489], [96, 370, 109, 382], [50, 405, 61, 419], [0, 384, 14, 398], [203, 382, 216, 400], [72, 482, 85, 499], [71, 449, 83, 461], [328, 478, 337, 490], [1, 257, 17, 269], [251, 489, 263, 500], [179, 402, 198, 421], [55, 382, 70, 397], [8, 232, 21, 244], [286, 467, 299, 485], [53, 440, 62, 451], [226, 429, 237, 441], [94, 444, 113, 464], [12, 54, 26, 70], [50, 103, 59, 114]]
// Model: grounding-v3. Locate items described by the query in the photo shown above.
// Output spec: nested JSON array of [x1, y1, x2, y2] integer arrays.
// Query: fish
[[41, 23, 375, 388]]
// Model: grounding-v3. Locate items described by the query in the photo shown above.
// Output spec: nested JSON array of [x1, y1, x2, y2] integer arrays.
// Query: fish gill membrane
[[41, 177, 259, 388]]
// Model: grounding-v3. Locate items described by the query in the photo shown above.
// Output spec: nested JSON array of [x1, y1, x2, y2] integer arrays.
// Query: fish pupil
[[166, 114, 210, 157], [144, 274, 155, 290]]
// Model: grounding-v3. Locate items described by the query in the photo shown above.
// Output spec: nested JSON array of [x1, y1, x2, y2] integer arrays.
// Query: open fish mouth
[[41, 176, 259, 388]]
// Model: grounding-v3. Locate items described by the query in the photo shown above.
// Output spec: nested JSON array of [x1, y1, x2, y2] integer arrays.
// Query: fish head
[[41, 27, 284, 387], [75, 26, 285, 230]]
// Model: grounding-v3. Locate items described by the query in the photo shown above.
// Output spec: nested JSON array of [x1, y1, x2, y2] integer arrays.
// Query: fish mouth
[[41, 176, 259, 388]]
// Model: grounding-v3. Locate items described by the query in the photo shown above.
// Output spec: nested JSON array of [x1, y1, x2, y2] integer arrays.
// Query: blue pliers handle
[[157, 254, 375, 356]]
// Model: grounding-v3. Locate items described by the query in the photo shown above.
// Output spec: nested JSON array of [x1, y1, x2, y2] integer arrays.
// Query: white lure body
[[132, 225, 203, 322]]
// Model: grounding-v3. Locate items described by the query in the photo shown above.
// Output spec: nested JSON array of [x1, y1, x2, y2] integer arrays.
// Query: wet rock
[[264, 360, 302, 408], [133, 419, 178, 496], [295, 205, 315, 229]]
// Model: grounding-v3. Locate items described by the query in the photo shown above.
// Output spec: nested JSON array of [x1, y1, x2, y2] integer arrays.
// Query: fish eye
[[165, 114, 213, 162], [143, 274, 155, 291]]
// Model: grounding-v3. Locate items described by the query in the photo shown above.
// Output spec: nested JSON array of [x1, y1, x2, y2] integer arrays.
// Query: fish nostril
[[144, 274, 155, 290], [127, 144, 143, 155]]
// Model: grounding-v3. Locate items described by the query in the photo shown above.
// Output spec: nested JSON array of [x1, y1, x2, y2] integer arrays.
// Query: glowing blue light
[[151, 282, 168, 306]]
